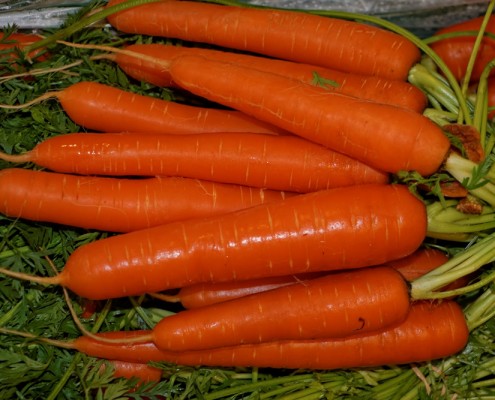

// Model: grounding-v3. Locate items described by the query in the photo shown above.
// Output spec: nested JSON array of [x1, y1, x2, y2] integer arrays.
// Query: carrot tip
[[0, 266, 61, 286], [148, 292, 181, 303], [0, 91, 58, 109], [0, 151, 32, 163]]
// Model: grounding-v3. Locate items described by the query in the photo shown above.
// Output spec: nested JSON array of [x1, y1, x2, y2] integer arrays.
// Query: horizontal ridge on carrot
[[0, 132, 389, 192], [0, 183, 426, 299], [106, 0, 421, 81], [165, 55, 451, 176], [0, 168, 292, 232], [113, 43, 427, 113]]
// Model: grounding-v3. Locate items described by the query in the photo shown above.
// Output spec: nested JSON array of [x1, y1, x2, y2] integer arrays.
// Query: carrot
[[430, 15, 495, 82], [156, 247, 463, 309], [165, 55, 451, 176], [0, 183, 427, 300], [155, 272, 326, 309], [0, 32, 47, 65], [0, 132, 389, 193], [147, 266, 411, 351], [156, 247, 446, 309], [386, 247, 471, 296], [105, 0, 421, 81], [105, 360, 161, 384], [385, 247, 449, 281], [0, 168, 291, 232], [55, 301, 469, 369], [3, 81, 287, 135], [153, 300, 470, 369], [112, 43, 427, 113]]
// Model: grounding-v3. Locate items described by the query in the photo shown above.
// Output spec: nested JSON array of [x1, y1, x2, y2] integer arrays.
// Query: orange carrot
[[69, 301, 469, 369], [0, 183, 426, 300], [387, 247, 470, 296], [156, 272, 326, 309], [165, 55, 451, 176], [0, 32, 47, 65], [0, 132, 389, 193], [156, 248, 447, 309], [430, 15, 495, 82], [7, 81, 287, 135], [0, 168, 291, 232], [113, 43, 427, 112], [106, 0, 421, 81], [385, 247, 449, 281], [386, 247, 472, 294], [146, 266, 411, 351], [106, 360, 161, 384]]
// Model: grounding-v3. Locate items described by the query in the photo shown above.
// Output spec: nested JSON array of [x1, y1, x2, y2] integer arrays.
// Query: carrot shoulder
[[166, 55, 450, 176], [106, 0, 420, 80], [51, 183, 425, 299]]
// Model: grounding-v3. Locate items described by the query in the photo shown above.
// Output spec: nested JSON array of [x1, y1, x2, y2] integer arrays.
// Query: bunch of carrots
[[1, 0, 495, 398]]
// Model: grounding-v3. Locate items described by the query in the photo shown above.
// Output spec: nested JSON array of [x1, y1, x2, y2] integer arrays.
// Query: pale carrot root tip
[[148, 292, 181, 303], [0, 60, 85, 85], [57, 40, 171, 70], [0, 266, 61, 286], [0, 327, 75, 350], [82, 331, 154, 346], [0, 91, 58, 109], [0, 151, 32, 163]]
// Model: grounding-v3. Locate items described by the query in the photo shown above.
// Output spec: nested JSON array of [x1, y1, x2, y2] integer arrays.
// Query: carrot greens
[[1, 0, 495, 399]]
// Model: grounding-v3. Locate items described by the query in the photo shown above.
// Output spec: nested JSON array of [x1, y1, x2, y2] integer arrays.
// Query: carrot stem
[[426, 200, 495, 239], [444, 152, 495, 207], [473, 59, 495, 148], [422, 109, 458, 126], [411, 233, 495, 299], [464, 286, 495, 330], [203, 375, 316, 400], [408, 63, 472, 116]]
